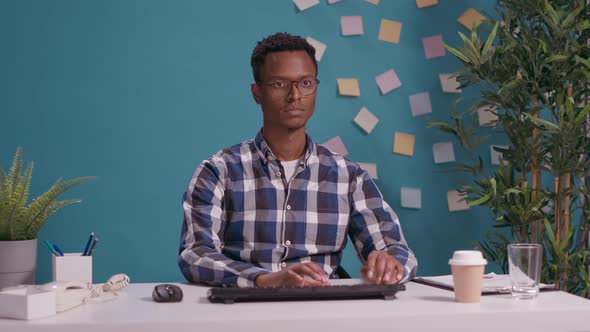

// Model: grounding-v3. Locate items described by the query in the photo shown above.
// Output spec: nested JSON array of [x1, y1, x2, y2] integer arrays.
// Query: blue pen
[[82, 232, 94, 256], [44, 240, 58, 256], [53, 244, 64, 256]]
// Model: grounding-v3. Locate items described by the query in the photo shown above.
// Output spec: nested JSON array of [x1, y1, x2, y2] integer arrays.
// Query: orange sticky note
[[458, 8, 486, 30], [416, 0, 438, 8], [393, 132, 415, 156], [378, 19, 402, 44], [337, 78, 361, 96]]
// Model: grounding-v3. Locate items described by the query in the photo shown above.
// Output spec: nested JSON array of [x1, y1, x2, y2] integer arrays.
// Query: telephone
[[38, 274, 130, 313]]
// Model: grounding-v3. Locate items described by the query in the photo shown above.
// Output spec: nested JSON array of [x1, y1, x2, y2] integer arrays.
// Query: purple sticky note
[[322, 136, 349, 156], [375, 69, 402, 95], [422, 35, 446, 59], [341, 16, 364, 36], [409, 92, 432, 117]]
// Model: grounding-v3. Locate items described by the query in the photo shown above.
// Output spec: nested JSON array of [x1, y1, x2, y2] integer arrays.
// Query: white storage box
[[0, 286, 56, 320], [53, 253, 92, 283]]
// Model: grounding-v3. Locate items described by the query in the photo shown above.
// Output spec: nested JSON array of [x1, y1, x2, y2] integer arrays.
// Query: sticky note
[[306, 37, 327, 61], [416, 0, 438, 8], [293, 0, 320, 11], [401, 187, 422, 209], [378, 19, 402, 44], [439, 74, 462, 93], [491, 145, 508, 165], [458, 8, 486, 30], [393, 132, 415, 156], [337, 78, 360, 96], [328, 0, 342, 3], [322, 136, 349, 157], [358, 162, 378, 179], [477, 106, 498, 126], [376, 69, 402, 95], [341, 16, 364, 36], [354, 107, 379, 134], [422, 35, 446, 59], [433, 142, 455, 164], [366, 0, 380, 5], [447, 190, 469, 212], [409, 92, 432, 117]]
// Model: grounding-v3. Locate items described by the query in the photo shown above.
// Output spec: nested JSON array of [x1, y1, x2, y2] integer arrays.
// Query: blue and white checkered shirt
[[178, 130, 417, 287]]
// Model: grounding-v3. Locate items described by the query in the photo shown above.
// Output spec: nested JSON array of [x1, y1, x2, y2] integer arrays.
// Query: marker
[[82, 232, 95, 256], [44, 240, 58, 256], [87, 237, 99, 256], [53, 244, 65, 256]]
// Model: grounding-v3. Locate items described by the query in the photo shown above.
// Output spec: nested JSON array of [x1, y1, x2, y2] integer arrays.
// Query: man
[[178, 32, 417, 288]]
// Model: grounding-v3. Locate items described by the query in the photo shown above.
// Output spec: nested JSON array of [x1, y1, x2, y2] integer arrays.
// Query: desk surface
[[1, 280, 589, 332]]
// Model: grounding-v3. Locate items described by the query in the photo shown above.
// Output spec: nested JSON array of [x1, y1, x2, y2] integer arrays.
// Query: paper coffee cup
[[449, 250, 487, 303]]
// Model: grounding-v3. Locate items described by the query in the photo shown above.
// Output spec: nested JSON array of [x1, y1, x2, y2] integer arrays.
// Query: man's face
[[251, 51, 317, 133]]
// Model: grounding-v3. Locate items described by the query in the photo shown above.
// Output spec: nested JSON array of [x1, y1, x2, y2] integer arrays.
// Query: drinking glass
[[507, 243, 542, 299]]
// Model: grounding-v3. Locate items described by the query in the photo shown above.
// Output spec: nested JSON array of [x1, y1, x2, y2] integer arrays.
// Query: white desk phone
[[38, 274, 130, 312]]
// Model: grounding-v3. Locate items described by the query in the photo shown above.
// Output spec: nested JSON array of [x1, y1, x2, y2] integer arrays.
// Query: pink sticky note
[[375, 69, 402, 95], [322, 136, 349, 156], [341, 16, 364, 36], [422, 35, 446, 59]]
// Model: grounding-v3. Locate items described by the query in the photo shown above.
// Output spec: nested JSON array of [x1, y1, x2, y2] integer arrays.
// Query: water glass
[[507, 243, 542, 299]]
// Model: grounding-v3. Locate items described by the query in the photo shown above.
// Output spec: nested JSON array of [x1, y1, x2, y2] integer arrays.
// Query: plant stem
[[532, 97, 541, 243], [554, 176, 561, 246]]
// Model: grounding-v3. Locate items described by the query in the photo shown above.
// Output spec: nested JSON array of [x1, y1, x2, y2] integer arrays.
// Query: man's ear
[[251, 83, 262, 105]]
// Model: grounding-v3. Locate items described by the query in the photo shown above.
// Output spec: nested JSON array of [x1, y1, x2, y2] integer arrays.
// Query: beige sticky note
[[393, 132, 415, 156], [357, 162, 378, 179], [416, 0, 438, 8], [478, 106, 498, 126], [458, 8, 486, 30], [447, 190, 469, 212], [378, 19, 402, 44], [337, 78, 361, 96], [366, 0, 380, 4], [439, 73, 462, 93], [354, 107, 379, 134]]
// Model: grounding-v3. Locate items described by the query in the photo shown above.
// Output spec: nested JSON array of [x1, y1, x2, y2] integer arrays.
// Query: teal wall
[[0, 0, 499, 284]]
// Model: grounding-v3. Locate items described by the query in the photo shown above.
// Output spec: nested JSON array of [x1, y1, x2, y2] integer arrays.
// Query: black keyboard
[[207, 283, 405, 304]]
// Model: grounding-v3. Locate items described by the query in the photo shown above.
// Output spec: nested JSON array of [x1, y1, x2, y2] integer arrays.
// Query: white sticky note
[[433, 142, 455, 164], [376, 69, 402, 95], [409, 92, 432, 117], [341, 16, 364, 36], [491, 145, 508, 165], [357, 162, 378, 179], [354, 107, 379, 134], [293, 0, 320, 11], [328, 0, 342, 3], [447, 190, 469, 212], [401, 187, 422, 209], [477, 106, 498, 127], [322, 136, 349, 157], [439, 73, 462, 93], [306, 37, 327, 62]]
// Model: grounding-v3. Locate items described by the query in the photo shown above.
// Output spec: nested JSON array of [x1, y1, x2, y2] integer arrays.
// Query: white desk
[[1, 281, 589, 332]]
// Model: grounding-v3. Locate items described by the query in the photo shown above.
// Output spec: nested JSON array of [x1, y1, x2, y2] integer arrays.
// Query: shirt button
[[276, 171, 281, 177], [286, 205, 291, 210], [281, 262, 287, 268], [285, 240, 291, 246]]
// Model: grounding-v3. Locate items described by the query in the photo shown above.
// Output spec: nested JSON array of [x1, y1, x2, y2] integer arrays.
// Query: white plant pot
[[0, 239, 37, 288]]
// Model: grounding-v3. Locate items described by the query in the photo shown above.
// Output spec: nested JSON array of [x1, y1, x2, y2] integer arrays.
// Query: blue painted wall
[[0, 0, 499, 283]]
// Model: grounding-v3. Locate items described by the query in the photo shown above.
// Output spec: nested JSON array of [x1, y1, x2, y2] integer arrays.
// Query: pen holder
[[52, 253, 92, 283]]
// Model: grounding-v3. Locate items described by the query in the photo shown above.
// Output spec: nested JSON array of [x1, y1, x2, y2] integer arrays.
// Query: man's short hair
[[250, 32, 317, 83]]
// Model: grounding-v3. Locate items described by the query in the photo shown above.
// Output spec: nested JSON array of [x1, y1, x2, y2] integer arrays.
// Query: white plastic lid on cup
[[448, 250, 488, 266]]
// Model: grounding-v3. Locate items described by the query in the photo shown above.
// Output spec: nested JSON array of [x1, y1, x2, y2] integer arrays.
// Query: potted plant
[[430, 0, 590, 295], [0, 147, 93, 288]]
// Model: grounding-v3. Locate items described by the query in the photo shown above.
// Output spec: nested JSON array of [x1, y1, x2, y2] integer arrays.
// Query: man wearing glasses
[[178, 32, 417, 288]]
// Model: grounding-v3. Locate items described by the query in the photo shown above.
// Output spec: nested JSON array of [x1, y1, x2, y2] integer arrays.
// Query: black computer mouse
[[152, 284, 183, 303]]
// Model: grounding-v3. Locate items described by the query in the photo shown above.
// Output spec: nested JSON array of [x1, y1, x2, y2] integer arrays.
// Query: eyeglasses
[[256, 77, 320, 96]]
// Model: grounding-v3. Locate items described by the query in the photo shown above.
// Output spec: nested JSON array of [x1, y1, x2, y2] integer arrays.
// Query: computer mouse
[[152, 284, 183, 303]]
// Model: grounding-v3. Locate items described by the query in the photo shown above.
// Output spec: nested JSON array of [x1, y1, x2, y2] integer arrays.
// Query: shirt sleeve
[[348, 167, 418, 282], [177, 157, 268, 287]]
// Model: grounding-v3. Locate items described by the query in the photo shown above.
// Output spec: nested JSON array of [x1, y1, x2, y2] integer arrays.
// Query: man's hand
[[360, 250, 404, 284], [255, 262, 330, 287]]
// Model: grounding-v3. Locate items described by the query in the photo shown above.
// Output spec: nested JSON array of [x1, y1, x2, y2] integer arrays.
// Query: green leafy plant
[[0, 147, 94, 241], [430, 0, 590, 295]]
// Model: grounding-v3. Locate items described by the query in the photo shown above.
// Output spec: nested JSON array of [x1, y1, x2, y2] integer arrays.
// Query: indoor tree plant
[[430, 0, 590, 296], [0, 147, 93, 287]]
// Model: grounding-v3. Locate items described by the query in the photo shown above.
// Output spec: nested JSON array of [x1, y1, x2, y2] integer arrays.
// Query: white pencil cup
[[52, 253, 92, 283]]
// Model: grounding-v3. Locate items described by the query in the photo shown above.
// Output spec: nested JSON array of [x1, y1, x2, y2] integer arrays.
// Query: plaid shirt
[[178, 130, 417, 287]]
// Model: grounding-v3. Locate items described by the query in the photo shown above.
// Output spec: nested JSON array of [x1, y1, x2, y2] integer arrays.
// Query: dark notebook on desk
[[207, 283, 405, 304]]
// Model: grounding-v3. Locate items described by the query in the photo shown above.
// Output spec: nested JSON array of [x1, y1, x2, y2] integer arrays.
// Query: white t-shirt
[[280, 159, 300, 183]]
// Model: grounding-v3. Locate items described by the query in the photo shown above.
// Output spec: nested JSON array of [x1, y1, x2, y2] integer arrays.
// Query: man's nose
[[287, 82, 302, 100]]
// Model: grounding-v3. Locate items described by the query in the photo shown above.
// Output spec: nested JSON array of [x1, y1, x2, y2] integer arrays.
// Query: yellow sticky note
[[458, 8, 486, 30], [416, 0, 438, 8], [337, 78, 360, 97], [378, 19, 402, 44], [366, 0, 380, 4], [393, 132, 415, 156]]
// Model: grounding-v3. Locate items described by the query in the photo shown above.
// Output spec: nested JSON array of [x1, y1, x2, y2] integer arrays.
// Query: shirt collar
[[254, 129, 315, 165]]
